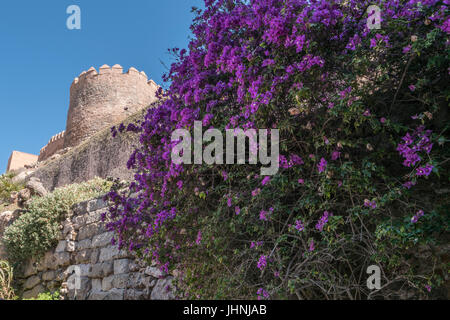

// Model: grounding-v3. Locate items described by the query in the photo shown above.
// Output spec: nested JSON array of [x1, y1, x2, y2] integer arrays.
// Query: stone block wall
[[20, 196, 175, 300]]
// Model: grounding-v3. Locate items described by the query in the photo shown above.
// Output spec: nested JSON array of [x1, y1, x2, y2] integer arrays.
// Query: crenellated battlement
[[38, 131, 66, 162], [71, 64, 158, 90]]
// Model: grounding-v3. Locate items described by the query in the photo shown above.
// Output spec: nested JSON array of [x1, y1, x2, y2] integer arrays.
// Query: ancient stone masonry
[[6, 151, 38, 172], [6, 64, 159, 174], [38, 131, 66, 162], [19, 196, 175, 300], [64, 64, 159, 149]]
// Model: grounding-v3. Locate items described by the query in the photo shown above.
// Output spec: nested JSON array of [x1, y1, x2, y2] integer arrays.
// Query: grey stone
[[102, 275, 114, 291], [89, 261, 113, 278], [77, 239, 92, 250], [114, 259, 130, 275], [99, 246, 120, 262], [55, 240, 67, 253], [72, 200, 88, 216], [86, 211, 104, 224], [105, 288, 125, 300], [22, 284, 45, 299], [18, 188, 31, 203], [127, 273, 148, 290], [92, 278, 102, 291], [92, 231, 114, 248], [90, 248, 100, 264], [12, 169, 35, 184], [22, 261, 38, 278], [88, 290, 109, 300], [42, 252, 57, 270], [47, 280, 60, 290], [78, 223, 100, 240], [125, 289, 148, 300], [55, 252, 71, 267], [42, 271, 55, 281], [113, 274, 129, 289], [26, 179, 47, 197], [74, 249, 91, 264], [151, 277, 175, 300], [24, 275, 41, 290], [144, 266, 164, 278], [62, 219, 75, 236], [88, 197, 108, 212], [72, 215, 87, 229]]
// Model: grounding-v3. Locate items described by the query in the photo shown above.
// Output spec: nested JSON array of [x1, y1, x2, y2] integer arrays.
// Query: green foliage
[[3, 178, 112, 265], [0, 172, 22, 204], [22, 290, 60, 300]]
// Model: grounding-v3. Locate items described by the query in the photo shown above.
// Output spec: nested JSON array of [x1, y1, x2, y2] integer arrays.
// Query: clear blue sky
[[0, 0, 203, 173]]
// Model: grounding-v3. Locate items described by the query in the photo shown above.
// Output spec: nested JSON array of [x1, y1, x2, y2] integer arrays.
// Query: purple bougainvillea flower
[[261, 176, 271, 186], [411, 209, 425, 223], [222, 171, 228, 181], [257, 255, 267, 271], [364, 199, 377, 209], [195, 230, 202, 245], [317, 158, 327, 173], [295, 220, 304, 232], [416, 164, 433, 176], [235, 206, 240, 215], [252, 188, 261, 197], [332, 151, 341, 161], [309, 240, 315, 252], [315, 211, 331, 231]]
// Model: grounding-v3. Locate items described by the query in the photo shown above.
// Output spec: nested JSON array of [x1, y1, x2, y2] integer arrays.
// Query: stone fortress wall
[[38, 131, 66, 162], [64, 64, 159, 149], [6, 64, 159, 174], [20, 196, 175, 300]]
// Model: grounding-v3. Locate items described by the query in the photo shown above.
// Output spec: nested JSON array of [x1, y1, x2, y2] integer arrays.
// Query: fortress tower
[[64, 64, 159, 149]]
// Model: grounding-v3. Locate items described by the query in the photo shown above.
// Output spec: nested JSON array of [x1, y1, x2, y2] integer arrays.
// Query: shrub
[[0, 172, 22, 204], [106, 0, 449, 299], [3, 178, 112, 265], [22, 290, 60, 300], [0, 260, 15, 300]]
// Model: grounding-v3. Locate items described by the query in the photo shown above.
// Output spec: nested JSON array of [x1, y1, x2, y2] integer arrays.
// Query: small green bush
[[3, 178, 112, 265], [0, 173, 22, 204], [22, 290, 60, 300]]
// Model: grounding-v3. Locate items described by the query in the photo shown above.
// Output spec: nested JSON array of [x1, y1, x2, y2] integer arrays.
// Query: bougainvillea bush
[[106, 0, 449, 299]]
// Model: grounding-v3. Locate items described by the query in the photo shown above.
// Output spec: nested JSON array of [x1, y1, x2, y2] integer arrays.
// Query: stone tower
[[64, 64, 159, 149]]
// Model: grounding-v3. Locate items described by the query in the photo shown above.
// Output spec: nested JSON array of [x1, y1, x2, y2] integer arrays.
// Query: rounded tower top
[[64, 65, 159, 149]]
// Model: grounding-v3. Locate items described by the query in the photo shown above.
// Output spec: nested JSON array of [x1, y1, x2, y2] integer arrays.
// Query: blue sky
[[0, 0, 203, 173]]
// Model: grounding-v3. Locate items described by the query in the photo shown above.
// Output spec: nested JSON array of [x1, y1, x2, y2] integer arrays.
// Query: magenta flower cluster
[[103, 0, 447, 291], [397, 126, 433, 174], [315, 211, 331, 232]]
